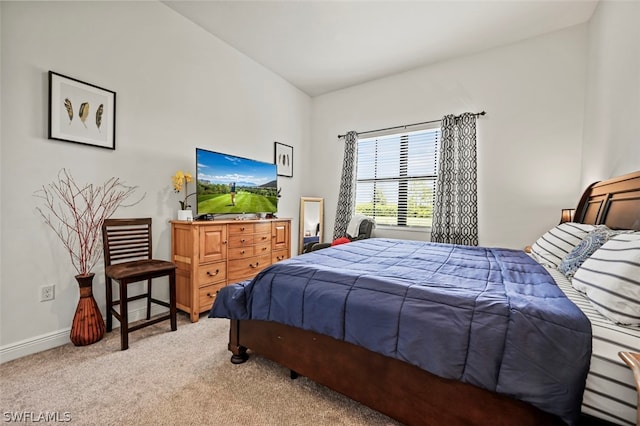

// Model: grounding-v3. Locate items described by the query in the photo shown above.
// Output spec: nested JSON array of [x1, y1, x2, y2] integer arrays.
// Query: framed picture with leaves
[[274, 142, 293, 177], [48, 71, 116, 150]]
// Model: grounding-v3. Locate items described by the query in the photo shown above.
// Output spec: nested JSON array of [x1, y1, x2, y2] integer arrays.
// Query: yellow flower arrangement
[[172, 171, 194, 210]]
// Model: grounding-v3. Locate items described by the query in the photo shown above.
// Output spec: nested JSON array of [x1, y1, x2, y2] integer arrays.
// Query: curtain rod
[[337, 111, 486, 139]]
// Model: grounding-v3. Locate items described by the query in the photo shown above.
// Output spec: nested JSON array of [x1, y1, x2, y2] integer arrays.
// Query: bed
[[210, 170, 640, 426]]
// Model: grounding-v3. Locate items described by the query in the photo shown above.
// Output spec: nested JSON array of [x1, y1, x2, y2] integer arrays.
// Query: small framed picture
[[274, 142, 293, 177], [48, 71, 116, 150]]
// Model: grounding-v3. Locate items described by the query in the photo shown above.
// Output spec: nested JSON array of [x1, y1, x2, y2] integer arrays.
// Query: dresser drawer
[[254, 222, 271, 233], [228, 233, 255, 247], [228, 254, 271, 283], [272, 248, 289, 263], [228, 246, 255, 260], [199, 283, 226, 312], [254, 242, 271, 256], [197, 261, 226, 286], [228, 223, 254, 234], [254, 232, 270, 245]]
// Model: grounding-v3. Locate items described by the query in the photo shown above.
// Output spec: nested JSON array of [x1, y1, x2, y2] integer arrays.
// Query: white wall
[[310, 26, 588, 249], [581, 0, 640, 186], [0, 1, 310, 360]]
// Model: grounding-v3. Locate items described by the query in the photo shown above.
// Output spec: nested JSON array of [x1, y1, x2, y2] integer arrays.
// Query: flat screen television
[[195, 148, 278, 216]]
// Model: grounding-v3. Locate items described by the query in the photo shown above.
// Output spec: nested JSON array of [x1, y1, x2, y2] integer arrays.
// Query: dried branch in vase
[[35, 169, 144, 276]]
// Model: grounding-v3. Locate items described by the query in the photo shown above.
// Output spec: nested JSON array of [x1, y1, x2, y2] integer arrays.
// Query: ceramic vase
[[177, 210, 193, 221]]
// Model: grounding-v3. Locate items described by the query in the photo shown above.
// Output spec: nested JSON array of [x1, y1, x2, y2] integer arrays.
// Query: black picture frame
[[48, 71, 116, 150], [274, 142, 293, 177]]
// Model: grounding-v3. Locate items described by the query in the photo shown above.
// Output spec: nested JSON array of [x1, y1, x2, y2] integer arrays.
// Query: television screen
[[195, 148, 278, 216]]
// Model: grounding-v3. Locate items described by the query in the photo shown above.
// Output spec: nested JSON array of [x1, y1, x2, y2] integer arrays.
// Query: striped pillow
[[531, 222, 596, 268], [572, 233, 640, 325]]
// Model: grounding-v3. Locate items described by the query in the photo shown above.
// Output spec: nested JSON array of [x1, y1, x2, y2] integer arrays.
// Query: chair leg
[[169, 271, 177, 331], [120, 281, 129, 350], [106, 277, 113, 332], [146, 278, 152, 320]]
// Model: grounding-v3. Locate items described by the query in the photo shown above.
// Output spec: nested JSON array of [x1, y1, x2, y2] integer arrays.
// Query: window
[[355, 126, 440, 227]]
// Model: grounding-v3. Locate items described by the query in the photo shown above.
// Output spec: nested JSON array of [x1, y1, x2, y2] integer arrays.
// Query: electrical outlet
[[40, 285, 55, 302]]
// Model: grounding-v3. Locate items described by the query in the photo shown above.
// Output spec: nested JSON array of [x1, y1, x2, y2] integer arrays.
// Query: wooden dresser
[[171, 218, 291, 322]]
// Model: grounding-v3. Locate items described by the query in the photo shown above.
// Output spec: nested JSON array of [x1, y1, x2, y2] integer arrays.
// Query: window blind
[[355, 128, 440, 227]]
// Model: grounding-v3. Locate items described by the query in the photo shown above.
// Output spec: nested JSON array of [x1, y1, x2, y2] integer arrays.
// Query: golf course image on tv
[[195, 148, 278, 215]]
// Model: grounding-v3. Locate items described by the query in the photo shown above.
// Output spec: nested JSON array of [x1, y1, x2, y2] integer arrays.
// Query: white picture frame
[[48, 71, 116, 150], [274, 142, 293, 177]]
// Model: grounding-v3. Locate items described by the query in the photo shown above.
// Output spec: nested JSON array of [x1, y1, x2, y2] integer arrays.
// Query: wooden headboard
[[574, 170, 640, 231]]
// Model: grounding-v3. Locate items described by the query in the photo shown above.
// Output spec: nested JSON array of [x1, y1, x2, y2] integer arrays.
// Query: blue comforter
[[210, 238, 591, 424]]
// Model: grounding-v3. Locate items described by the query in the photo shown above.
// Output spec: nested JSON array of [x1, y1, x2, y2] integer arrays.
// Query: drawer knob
[[277, 256, 284, 261], [262, 236, 268, 240], [262, 247, 267, 251], [206, 290, 219, 298], [240, 249, 245, 254], [206, 269, 220, 276], [240, 227, 245, 231], [240, 239, 246, 243], [250, 262, 259, 268]]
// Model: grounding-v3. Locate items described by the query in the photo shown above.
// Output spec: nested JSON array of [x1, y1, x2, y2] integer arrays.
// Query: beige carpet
[[0, 314, 399, 425]]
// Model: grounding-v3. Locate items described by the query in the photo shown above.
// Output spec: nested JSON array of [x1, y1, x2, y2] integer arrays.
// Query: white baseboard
[[0, 328, 71, 364], [0, 304, 169, 364]]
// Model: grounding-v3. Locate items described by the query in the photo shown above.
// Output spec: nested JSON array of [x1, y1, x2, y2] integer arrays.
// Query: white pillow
[[572, 233, 640, 325], [530, 222, 596, 268]]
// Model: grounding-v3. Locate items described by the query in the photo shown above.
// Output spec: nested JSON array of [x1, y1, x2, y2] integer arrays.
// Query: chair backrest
[[102, 218, 153, 266], [354, 218, 374, 240]]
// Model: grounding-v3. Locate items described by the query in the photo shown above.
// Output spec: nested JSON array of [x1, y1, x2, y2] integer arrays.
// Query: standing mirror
[[299, 197, 324, 254]]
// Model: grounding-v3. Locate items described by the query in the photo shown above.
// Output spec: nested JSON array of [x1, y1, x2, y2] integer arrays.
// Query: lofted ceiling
[[163, 0, 599, 97]]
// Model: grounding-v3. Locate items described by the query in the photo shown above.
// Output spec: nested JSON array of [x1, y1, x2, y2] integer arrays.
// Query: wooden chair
[[619, 351, 640, 426], [102, 218, 177, 350]]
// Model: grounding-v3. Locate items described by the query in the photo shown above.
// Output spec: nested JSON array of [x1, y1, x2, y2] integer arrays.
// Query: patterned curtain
[[333, 131, 358, 239], [431, 113, 478, 246]]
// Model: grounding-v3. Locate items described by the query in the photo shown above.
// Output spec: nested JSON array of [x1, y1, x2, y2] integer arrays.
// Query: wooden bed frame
[[226, 170, 640, 425]]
